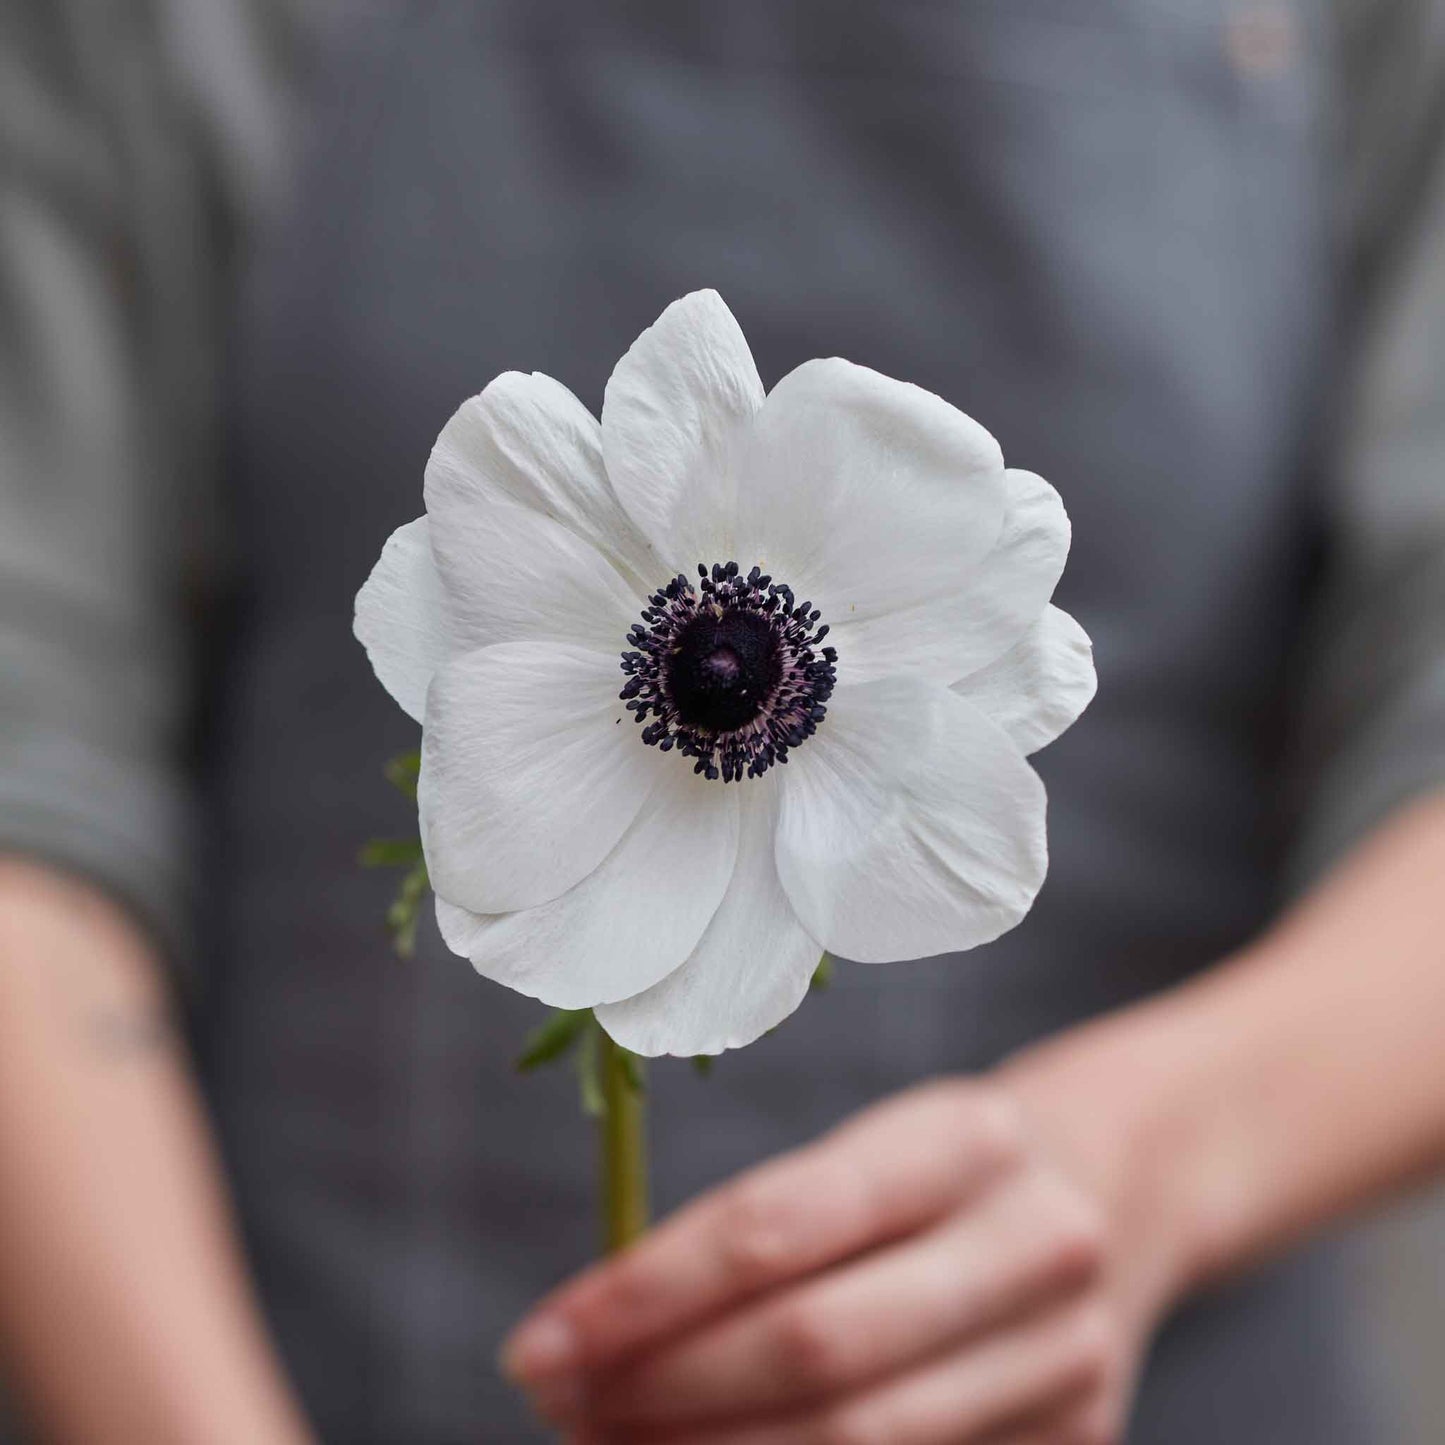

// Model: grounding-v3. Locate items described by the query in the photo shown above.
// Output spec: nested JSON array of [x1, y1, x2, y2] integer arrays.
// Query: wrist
[[994, 989, 1242, 1325]]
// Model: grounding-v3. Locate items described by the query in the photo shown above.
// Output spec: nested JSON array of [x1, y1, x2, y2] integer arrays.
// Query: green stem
[[598, 1027, 650, 1253]]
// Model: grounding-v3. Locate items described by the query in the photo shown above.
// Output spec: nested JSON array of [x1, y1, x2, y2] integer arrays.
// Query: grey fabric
[[3, 2, 1445, 1442], [0, 2, 217, 961], [0, 0, 314, 959], [1287, 0, 1445, 882]]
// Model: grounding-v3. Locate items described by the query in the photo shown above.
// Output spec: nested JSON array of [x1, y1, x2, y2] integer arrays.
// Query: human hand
[[502, 1070, 1187, 1444]]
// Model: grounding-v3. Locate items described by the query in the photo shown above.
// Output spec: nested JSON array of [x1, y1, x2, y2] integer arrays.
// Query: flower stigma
[[620, 562, 837, 782]]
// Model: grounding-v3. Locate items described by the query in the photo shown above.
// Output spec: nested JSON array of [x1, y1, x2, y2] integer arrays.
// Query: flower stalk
[[598, 1028, 650, 1252], [514, 1007, 651, 1250]]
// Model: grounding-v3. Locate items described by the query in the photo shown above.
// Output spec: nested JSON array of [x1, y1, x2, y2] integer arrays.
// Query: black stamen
[[618, 561, 837, 782]]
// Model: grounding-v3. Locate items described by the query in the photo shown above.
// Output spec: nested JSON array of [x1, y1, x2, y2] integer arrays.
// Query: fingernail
[[500, 1315, 578, 1382]]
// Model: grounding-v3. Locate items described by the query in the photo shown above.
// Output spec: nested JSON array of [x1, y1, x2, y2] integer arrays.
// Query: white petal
[[597, 782, 822, 1057], [426, 379, 644, 653], [836, 468, 1072, 685], [602, 289, 764, 570], [775, 677, 1047, 963], [733, 358, 1007, 623], [353, 516, 459, 722], [430, 371, 656, 584], [953, 605, 1096, 755], [433, 768, 739, 1009], [419, 642, 659, 913]]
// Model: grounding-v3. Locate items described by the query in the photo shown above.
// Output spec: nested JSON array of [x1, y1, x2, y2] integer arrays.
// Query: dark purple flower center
[[620, 562, 837, 783]]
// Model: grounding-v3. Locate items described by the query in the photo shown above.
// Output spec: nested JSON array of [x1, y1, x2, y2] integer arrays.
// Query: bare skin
[[0, 860, 315, 1445], [502, 791, 1445, 1445]]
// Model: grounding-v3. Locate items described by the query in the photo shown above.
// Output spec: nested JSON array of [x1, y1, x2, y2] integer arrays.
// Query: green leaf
[[359, 837, 425, 868], [515, 1009, 591, 1073], [691, 1054, 715, 1079], [810, 954, 835, 990], [364, 751, 429, 957], [385, 749, 422, 800], [384, 858, 430, 958], [575, 1020, 605, 1118]]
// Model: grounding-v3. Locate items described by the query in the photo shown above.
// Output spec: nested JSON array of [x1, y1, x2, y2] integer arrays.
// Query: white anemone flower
[[355, 290, 1094, 1057]]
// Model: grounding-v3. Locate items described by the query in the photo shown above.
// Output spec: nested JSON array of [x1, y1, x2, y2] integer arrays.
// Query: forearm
[[0, 861, 314, 1445], [1003, 790, 1445, 1319]]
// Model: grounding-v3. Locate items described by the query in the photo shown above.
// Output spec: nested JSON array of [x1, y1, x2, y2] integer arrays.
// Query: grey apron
[[212, 3, 1386, 1439]]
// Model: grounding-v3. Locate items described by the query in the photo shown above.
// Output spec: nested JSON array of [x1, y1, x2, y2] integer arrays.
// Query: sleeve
[[1286, 0, 1445, 884], [0, 4, 227, 968]]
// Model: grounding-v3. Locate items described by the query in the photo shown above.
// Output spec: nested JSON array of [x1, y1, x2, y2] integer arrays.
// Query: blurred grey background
[[3, 1, 1444, 1441]]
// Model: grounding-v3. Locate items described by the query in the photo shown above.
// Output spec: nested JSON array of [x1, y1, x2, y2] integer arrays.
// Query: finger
[[573, 1298, 1110, 1445], [504, 1082, 1020, 1386], [977, 1388, 1122, 1445], [974, 1407, 1105, 1445], [584, 1166, 1104, 1429]]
